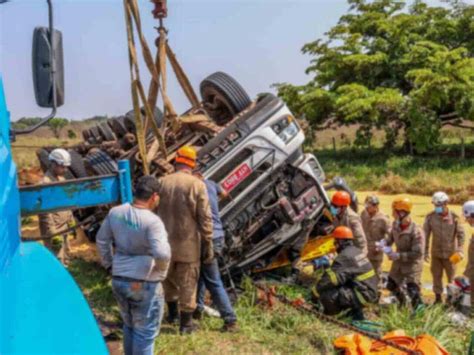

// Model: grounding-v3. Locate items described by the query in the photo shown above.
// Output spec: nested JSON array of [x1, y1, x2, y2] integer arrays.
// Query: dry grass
[[11, 136, 80, 168]]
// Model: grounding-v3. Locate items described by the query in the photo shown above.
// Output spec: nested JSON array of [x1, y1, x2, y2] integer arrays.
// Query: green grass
[[68, 259, 472, 354], [315, 147, 474, 203]]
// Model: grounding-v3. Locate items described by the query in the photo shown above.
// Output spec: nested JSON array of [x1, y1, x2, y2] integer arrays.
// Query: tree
[[275, 0, 474, 152], [48, 118, 69, 138], [67, 129, 77, 139]]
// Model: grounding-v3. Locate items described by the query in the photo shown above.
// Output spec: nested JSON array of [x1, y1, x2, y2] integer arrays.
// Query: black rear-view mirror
[[32, 26, 64, 108]]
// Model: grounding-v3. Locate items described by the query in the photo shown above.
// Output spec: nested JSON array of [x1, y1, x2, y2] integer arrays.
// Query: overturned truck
[[37, 72, 356, 276]]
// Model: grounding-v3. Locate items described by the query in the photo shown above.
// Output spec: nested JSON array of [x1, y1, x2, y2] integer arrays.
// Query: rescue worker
[[360, 195, 391, 290], [156, 146, 214, 334], [193, 173, 238, 332], [462, 201, 474, 317], [331, 191, 368, 256], [313, 226, 378, 320], [380, 197, 424, 309], [38, 148, 75, 264], [96, 176, 171, 355], [423, 192, 465, 304]]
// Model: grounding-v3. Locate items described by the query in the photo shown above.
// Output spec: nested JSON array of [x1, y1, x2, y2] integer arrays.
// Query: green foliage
[[67, 129, 77, 139], [378, 305, 470, 353], [48, 117, 69, 138], [276, 0, 474, 152], [317, 146, 474, 203]]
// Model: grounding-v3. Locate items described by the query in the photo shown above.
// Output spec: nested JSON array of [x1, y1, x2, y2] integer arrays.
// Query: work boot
[[434, 294, 443, 305], [192, 307, 203, 321], [166, 301, 179, 325], [179, 312, 198, 335], [393, 291, 406, 306], [221, 321, 239, 333], [350, 308, 365, 321]]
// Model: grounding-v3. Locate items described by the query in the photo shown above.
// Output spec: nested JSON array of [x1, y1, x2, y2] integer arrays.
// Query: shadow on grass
[[68, 258, 118, 318]]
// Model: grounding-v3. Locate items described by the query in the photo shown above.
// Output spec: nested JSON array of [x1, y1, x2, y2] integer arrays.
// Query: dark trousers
[[196, 237, 237, 324]]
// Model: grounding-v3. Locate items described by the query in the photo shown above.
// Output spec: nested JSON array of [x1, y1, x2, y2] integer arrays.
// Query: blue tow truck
[[0, 1, 131, 353]]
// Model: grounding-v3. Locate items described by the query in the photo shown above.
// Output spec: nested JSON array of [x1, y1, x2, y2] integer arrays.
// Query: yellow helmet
[[176, 146, 197, 168], [392, 197, 413, 213]]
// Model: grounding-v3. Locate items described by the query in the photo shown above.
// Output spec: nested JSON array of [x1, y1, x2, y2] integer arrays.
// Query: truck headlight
[[272, 115, 299, 143]]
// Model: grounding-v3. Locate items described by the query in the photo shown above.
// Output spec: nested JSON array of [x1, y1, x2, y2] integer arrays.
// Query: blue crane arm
[[20, 160, 133, 216]]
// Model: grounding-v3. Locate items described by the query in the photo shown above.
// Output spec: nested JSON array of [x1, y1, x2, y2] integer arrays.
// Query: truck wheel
[[98, 122, 116, 142], [200, 71, 251, 125], [125, 107, 164, 132], [89, 126, 103, 144], [82, 129, 91, 142], [109, 116, 128, 138], [36, 148, 50, 172], [85, 150, 118, 175], [68, 149, 88, 178]]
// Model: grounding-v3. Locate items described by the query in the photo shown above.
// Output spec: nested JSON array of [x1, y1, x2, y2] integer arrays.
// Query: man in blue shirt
[[194, 173, 238, 331]]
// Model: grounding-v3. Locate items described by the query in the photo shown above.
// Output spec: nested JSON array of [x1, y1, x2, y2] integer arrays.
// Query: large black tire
[[89, 126, 103, 144], [109, 116, 128, 138], [200, 71, 251, 125], [98, 122, 116, 142], [67, 149, 88, 178], [125, 107, 164, 133], [36, 148, 50, 172], [82, 129, 91, 142], [85, 150, 118, 175]]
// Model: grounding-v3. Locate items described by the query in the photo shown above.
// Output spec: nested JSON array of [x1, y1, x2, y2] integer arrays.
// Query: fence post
[[332, 137, 336, 152], [461, 137, 465, 160]]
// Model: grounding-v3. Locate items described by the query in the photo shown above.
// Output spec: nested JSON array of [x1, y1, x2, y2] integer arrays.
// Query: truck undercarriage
[[36, 72, 354, 277]]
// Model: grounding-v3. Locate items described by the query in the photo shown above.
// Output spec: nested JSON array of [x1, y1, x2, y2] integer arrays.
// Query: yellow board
[[253, 235, 336, 273]]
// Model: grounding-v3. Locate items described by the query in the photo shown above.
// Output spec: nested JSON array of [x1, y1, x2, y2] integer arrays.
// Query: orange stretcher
[[334, 330, 449, 355]]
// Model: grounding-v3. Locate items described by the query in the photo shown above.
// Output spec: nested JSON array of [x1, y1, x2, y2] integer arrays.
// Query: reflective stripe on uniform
[[355, 269, 375, 282], [354, 290, 367, 305], [326, 269, 338, 285]]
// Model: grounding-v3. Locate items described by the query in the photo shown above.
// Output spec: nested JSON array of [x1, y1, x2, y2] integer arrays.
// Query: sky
[[0, 0, 467, 120]]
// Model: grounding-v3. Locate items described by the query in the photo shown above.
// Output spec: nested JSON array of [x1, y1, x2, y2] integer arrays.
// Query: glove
[[312, 256, 330, 269], [388, 252, 400, 261], [449, 252, 464, 265], [382, 246, 393, 255], [375, 239, 387, 252], [202, 241, 214, 265]]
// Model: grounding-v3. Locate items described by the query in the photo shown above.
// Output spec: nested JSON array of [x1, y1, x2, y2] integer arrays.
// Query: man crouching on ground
[[97, 176, 170, 355], [156, 146, 214, 334]]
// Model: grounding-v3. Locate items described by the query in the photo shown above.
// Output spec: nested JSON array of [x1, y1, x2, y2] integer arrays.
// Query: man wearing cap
[[156, 146, 214, 334], [424, 192, 465, 304], [360, 195, 391, 290], [38, 148, 75, 263], [330, 191, 368, 256], [313, 226, 378, 320]]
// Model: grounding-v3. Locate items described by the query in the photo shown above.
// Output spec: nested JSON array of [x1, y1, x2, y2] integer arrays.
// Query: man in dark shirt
[[194, 173, 238, 331]]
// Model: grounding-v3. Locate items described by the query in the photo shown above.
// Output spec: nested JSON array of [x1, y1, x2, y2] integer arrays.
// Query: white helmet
[[48, 148, 71, 167], [432, 191, 449, 205], [463, 201, 474, 218]]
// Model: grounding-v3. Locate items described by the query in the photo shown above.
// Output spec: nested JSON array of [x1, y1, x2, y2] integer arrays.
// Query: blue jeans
[[112, 278, 164, 355], [197, 237, 237, 324]]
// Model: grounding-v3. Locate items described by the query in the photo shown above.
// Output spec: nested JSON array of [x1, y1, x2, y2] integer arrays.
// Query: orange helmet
[[331, 191, 351, 207], [392, 197, 413, 213], [175, 146, 197, 168], [332, 226, 354, 240]]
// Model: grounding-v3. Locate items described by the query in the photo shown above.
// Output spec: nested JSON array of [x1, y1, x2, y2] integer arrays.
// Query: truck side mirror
[[32, 27, 64, 108]]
